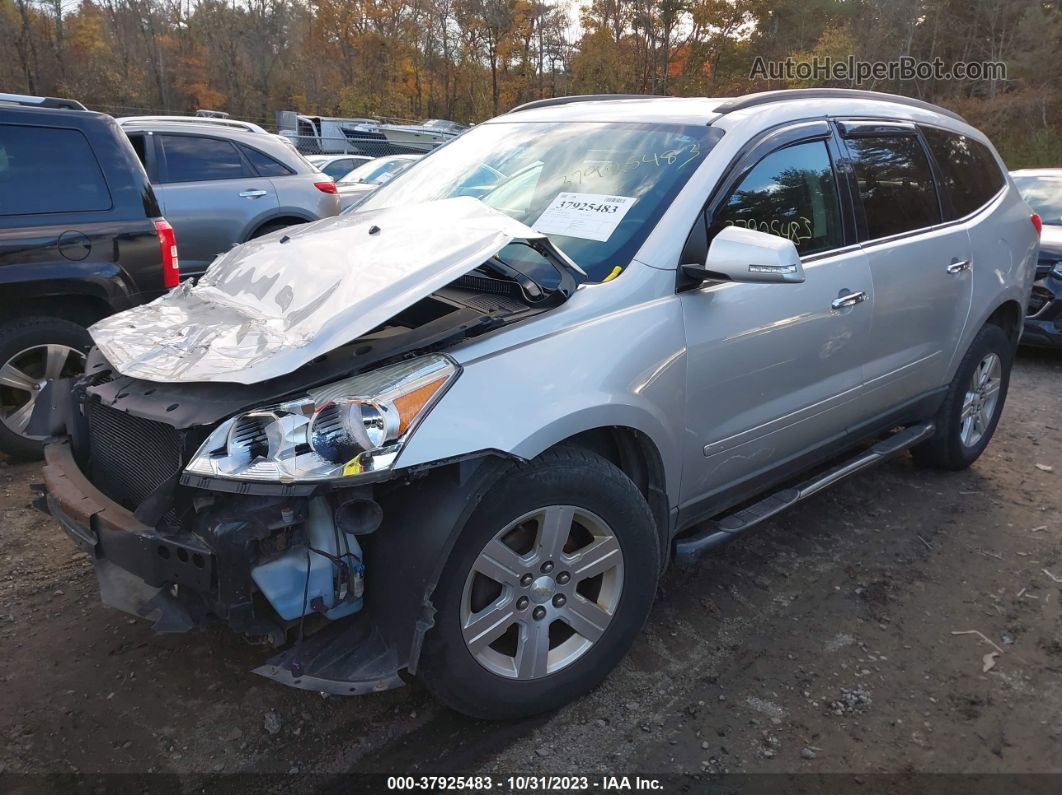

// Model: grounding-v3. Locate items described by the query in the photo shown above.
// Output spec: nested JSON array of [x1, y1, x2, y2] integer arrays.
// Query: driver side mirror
[[682, 225, 805, 285]]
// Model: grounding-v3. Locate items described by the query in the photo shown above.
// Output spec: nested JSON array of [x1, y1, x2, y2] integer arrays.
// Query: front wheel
[[912, 323, 1013, 470], [419, 446, 660, 720]]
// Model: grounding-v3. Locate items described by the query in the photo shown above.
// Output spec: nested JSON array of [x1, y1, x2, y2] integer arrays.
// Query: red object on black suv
[[0, 94, 179, 459]]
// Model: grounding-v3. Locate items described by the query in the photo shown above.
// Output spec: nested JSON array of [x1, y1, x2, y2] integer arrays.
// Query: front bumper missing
[[42, 439, 407, 696], [43, 441, 206, 632]]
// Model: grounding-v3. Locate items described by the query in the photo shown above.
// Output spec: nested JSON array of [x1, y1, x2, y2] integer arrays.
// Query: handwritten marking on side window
[[725, 217, 814, 245]]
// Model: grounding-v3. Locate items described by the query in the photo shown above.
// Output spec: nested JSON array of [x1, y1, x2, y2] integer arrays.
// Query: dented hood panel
[[90, 197, 545, 384]]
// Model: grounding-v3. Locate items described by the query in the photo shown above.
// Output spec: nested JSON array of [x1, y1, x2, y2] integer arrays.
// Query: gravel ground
[[1, 348, 1060, 783]]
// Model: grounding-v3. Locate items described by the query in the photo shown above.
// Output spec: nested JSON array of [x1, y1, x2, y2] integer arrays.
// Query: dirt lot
[[1, 349, 1060, 784]]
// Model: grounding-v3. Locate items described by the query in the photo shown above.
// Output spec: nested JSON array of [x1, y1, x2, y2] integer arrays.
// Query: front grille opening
[[86, 400, 183, 511]]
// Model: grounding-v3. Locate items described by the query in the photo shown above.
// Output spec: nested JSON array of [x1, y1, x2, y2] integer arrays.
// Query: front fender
[[396, 288, 688, 508]]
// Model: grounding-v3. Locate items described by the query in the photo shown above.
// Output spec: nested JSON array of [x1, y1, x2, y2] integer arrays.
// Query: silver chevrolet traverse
[[41, 89, 1039, 719]]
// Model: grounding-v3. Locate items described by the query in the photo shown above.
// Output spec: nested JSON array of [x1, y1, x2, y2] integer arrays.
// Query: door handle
[[239, 189, 268, 199], [946, 259, 971, 274], [831, 291, 869, 311]]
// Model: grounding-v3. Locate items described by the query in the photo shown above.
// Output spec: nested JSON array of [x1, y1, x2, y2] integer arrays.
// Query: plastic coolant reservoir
[[251, 496, 364, 621]]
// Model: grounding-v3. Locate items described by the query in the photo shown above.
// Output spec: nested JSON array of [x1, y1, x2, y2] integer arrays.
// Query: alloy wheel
[[0, 344, 85, 438], [460, 505, 624, 680], [959, 352, 1001, 448]]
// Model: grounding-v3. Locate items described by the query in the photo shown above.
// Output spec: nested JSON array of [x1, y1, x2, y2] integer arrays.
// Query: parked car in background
[[336, 154, 420, 210], [40, 89, 1037, 720], [119, 118, 340, 277], [0, 94, 178, 459], [307, 154, 372, 181], [118, 115, 299, 153], [1011, 168, 1062, 347]]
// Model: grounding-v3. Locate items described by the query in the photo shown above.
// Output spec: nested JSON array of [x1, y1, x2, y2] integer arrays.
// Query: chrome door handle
[[946, 259, 971, 274], [239, 189, 268, 198], [831, 291, 869, 311]]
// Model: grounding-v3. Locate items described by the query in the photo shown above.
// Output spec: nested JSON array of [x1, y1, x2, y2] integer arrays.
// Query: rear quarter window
[[921, 127, 1005, 218], [0, 123, 112, 215], [242, 145, 294, 177]]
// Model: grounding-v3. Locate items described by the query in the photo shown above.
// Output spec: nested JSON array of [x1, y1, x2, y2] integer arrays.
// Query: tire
[[0, 317, 91, 460], [912, 323, 1013, 471], [419, 446, 660, 720]]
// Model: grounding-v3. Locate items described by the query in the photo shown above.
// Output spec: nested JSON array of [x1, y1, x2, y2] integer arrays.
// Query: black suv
[[0, 94, 178, 459]]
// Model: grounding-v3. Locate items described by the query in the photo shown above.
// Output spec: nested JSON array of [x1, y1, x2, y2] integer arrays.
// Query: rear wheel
[[419, 446, 659, 720], [0, 317, 90, 460], [912, 323, 1012, 470]]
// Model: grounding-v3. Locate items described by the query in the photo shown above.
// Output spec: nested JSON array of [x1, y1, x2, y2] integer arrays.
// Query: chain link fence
[[280, 134, 442, 158]]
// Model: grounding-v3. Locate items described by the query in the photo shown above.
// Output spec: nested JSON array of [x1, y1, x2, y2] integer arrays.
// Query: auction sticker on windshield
[[533, 192, 637, 242]]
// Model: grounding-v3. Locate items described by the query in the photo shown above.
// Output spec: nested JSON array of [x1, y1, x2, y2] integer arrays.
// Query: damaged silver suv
[[38, 90, 1040, 720]]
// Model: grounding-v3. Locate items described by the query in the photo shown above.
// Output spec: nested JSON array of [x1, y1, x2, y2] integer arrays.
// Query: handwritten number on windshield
[[563, 143, 701, 186]]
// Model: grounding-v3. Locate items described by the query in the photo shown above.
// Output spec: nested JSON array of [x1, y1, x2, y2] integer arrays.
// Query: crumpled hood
[[91, 197, 545, 384]]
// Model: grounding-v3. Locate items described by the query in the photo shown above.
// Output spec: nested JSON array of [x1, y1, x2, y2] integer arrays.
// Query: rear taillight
[[155, 218, 180, 288], [314, 181, 338, 194], [1031, 213, 1043, 237]]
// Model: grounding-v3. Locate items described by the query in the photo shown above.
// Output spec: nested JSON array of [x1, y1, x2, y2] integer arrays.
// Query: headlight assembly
[[185, 354, 457, 482]]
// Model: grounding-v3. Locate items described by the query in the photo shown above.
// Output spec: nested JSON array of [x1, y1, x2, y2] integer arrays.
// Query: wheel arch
[[242, 212, 315, 242], [545, 426, 671, 572], [983, 298, 1023, 346], [0, 289, 114, 327]]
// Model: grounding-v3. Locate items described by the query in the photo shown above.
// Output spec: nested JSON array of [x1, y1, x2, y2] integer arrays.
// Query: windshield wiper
[[475, 257, 546, 300]]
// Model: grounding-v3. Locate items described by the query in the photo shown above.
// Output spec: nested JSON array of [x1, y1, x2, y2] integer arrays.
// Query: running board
[[673, 421, 935, 562]]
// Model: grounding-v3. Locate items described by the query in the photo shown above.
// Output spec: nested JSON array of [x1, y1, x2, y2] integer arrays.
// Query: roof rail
[[116, 116, 269, 134], [0, 93, 87, 111], [712, 88, 966, 124], [509, 94, 669, 113]]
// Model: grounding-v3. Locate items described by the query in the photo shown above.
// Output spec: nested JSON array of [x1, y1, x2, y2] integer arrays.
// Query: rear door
[[839, 122, 973, 416], [153, 133, 278, 274]]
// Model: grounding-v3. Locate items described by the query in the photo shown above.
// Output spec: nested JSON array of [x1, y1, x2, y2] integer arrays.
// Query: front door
[[839, 123, 973, 415], [679, 135, 872, 514]]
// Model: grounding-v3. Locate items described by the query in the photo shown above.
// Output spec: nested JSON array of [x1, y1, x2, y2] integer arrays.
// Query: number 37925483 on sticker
[[533, 192, 638, 242]]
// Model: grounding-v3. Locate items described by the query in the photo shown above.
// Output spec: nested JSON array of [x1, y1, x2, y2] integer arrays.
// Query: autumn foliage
[[2, 0, 1059, 166]]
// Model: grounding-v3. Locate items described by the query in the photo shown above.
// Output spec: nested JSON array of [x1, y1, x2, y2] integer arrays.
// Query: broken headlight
[[184, 355, 458, 482]]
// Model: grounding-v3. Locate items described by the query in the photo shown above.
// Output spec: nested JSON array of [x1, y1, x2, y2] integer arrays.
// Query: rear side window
[[921, 128, 1004, 218], [160, 135, 246, 182], [847, 135, 940, 240], [241, 145, 293, 177], [0, 124, 111, 215], [711, 140, 842, 256]]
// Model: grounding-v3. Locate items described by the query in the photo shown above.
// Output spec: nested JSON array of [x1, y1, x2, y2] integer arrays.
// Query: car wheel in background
[[419, 446, 660, 720], [0, 317, 91, 460], [912, 323, 1013, 471]]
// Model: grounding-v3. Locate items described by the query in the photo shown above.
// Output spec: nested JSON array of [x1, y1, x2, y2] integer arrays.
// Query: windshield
[[358, 121, 721, 281], [340, 157, 413, 186], [1014, 175, 1062, 225]]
